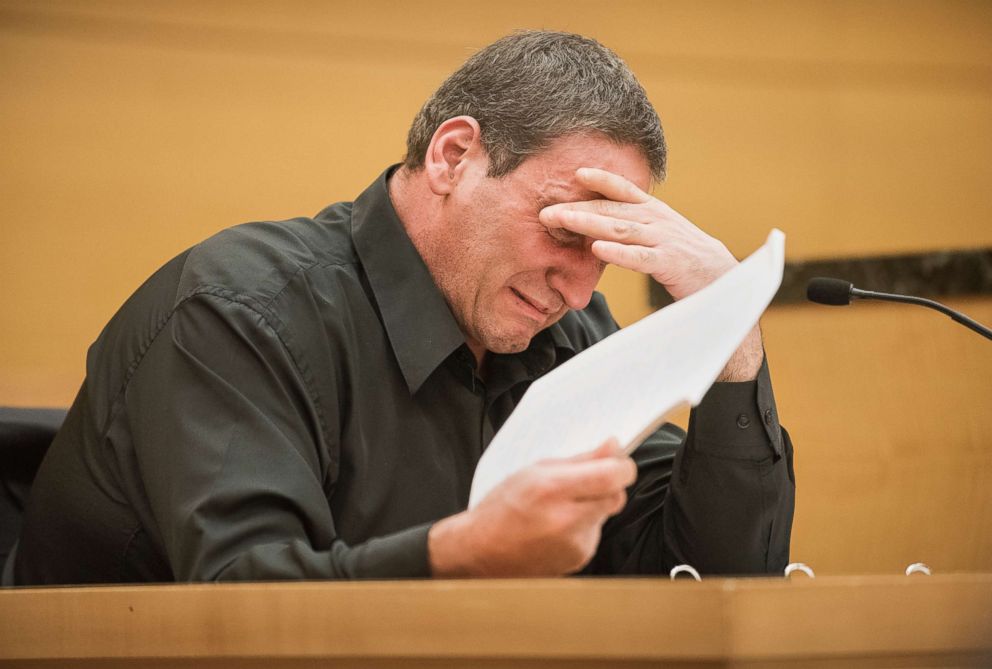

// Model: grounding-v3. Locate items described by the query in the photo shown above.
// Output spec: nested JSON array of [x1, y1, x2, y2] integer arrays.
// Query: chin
[[479, 327, 534, 355], [484, 337, 530, 355]]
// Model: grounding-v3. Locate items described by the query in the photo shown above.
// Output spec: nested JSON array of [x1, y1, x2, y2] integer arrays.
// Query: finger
[[541, 198, 650, 223], [602, 489, 628, 516], [561, 437, 622, 463], [536, 438, 621, 469], [543, 455, 638, 498], [591, 240, 661, 274], [541, 208, 655, 246], [573, 489, 628, 517], [576, 167, 651, 204]]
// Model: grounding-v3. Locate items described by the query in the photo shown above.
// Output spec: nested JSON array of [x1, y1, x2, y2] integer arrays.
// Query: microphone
[[806, 277, 992, 341], [806, 277, 855, 306]]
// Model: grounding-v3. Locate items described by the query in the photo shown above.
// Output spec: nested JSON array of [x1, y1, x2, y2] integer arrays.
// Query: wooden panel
[[2, 0, 990, 405], [0, 580, 727, 662], [0, 577, 990, 667], [763, 297, 992, 573]]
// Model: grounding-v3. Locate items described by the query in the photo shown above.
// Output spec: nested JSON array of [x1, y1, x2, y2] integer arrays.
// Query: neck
[[388, 166, 437, 248], [388, 167, 490, 370]]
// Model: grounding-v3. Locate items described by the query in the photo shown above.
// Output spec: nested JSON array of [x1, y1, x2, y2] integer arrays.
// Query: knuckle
[[511, 466, 536, 488], [515, 470, 548, 502], [636, 248, 654, 266], [588, 468, 613, 491], [611, 220, 632, 239], [624, 458, 638, 484], [612, 491, 628, 514], [549, 508, 577, 537], [531, 477, 557, 501]]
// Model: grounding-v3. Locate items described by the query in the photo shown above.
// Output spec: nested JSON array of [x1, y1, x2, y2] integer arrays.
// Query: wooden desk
[[2, 574, 990, 667]]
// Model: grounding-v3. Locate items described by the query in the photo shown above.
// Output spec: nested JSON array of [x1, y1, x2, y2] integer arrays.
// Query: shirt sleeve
[[580, 356, 796, 576], [124, 290, 432, 581]]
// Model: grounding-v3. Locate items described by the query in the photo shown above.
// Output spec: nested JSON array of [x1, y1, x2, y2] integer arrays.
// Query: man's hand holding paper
[[429, 439, 636, 577]]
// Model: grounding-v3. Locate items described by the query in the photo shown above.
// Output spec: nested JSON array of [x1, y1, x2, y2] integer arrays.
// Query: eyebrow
[[537, 185, 602, 208]]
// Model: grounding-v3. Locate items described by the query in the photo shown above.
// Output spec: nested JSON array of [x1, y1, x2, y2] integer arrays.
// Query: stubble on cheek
[[428, 255, 507, 354], [469, 288, 535, 355]]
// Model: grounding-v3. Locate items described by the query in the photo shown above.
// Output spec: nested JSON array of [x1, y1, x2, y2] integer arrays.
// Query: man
[[8, 30, 793, 584]]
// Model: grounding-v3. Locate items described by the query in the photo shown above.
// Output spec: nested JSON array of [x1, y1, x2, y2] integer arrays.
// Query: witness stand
[[2, 573, 990, 667]]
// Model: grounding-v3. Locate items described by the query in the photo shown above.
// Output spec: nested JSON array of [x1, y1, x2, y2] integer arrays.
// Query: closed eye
[[544, 225, 585, 248], [537, 194, 586, 249]]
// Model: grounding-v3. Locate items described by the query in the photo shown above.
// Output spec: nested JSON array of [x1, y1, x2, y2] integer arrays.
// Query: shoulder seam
[[258, 259, 360, 313], [98, 288, 331, 463]]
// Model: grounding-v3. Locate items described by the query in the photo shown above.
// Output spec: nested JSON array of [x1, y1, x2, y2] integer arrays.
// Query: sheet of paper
[[468, 229, 785, 508]]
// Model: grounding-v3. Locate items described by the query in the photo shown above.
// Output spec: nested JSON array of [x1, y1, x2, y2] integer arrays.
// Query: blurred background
[[1, 0, 990, 575]]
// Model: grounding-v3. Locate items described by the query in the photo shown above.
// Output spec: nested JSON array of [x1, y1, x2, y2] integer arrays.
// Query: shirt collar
[[350, 166, 577, 394], [548, 320, 574, 355], [350, 167, 466, 394]]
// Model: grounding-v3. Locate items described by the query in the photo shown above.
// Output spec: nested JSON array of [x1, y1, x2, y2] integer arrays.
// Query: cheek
[[482, 233, 537, 276], [466, 216, 556, 289]]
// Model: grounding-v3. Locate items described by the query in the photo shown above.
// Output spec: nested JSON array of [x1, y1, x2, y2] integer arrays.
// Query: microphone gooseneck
[[805, 276, 992, 341]]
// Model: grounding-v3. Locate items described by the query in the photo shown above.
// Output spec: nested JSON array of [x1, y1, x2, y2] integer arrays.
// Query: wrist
[[716, 325, 763, 382], [663, 257, 738, 302], [427, 511, 479, 577]]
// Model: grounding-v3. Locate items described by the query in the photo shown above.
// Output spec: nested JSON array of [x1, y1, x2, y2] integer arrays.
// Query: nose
[[547, 250, 604, 311]]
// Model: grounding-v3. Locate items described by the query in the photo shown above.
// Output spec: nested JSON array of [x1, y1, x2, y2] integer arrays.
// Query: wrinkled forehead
[[533, 169, 651, 207], [520, 136, 653, 202]]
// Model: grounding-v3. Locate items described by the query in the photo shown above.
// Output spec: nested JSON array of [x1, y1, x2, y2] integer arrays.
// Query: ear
[[424, 116, 484, 196]]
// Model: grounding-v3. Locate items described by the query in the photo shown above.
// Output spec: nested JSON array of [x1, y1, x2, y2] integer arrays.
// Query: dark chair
[[0, 407, 66, 572]]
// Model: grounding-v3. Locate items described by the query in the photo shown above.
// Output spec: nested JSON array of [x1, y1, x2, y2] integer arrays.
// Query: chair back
[[0, 408, 66, 571]]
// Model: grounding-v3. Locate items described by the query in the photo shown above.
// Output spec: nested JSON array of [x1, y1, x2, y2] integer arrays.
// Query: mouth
[[510, 287, 554, 320]]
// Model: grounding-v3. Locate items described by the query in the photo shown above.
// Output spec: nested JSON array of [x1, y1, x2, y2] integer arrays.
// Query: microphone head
[[807, 277, 854, 306]]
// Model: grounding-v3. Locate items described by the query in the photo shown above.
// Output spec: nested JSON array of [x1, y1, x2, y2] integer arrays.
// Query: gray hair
[[403, 30, 667, 181]]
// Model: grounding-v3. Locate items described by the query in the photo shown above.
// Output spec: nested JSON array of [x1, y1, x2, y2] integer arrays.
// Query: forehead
[[515, 134, 653, 203]]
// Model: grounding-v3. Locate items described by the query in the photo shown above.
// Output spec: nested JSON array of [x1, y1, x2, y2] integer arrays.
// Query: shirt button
[[763, 409, 774, 426], [736, 414, 750, 429]]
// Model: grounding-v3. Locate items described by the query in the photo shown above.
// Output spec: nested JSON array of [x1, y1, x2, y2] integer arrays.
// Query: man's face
[[427, 133, 652, 356]]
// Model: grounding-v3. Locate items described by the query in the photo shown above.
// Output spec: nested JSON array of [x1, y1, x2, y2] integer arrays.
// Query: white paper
[[468, 229, 785, 508]]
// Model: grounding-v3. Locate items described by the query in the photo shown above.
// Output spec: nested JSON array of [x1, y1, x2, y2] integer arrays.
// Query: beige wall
[[1, 0, 990, 573]]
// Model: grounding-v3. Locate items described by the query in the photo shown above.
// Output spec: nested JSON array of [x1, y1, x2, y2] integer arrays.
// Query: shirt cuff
[[689, 355, 783, 459], [347, 522, 433, 578]]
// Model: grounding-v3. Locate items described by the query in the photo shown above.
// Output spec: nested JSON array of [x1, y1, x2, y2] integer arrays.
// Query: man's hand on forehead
[[539, 167, 739, 302]]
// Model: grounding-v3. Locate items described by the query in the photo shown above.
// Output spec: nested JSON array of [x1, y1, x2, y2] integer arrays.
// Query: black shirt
[[12, 168, 794, 584]]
